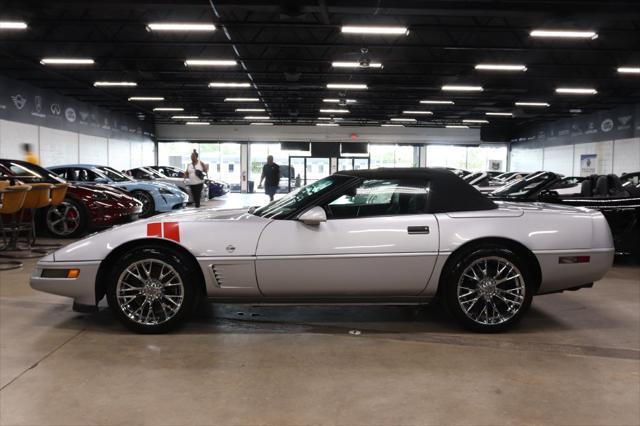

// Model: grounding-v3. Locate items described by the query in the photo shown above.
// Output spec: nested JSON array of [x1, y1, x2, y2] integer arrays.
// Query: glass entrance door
[[288, 156, 331, 192], [338, 157, 370, 171]]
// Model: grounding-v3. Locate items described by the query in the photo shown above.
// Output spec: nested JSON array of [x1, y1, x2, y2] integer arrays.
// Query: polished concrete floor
[[0, 194, 639, 426]]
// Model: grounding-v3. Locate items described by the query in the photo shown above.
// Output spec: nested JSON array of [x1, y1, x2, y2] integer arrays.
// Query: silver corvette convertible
[[31, 168, 614, 333]]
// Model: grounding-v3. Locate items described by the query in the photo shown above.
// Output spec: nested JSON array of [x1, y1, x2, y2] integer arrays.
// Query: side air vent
[[211, 265, 224, 287]]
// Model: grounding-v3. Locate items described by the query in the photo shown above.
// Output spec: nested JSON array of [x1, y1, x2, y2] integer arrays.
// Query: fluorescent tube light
[[171, 115, 198, 119], [326, 83, 368, 90], [94, 81, 137, 87], [209, 82, 251, 88], [475, 64, 527, 71], [617, 67, 640, 74], [390, 118, 417, 122], [41, 58, 94, 65], [235, 108, 265, 112], [185, 121, 210, 125], [128, 96, 164, 101], [224, 97, 259, 102], [323, 99, 357, 103], [317, 123, 339, 126], [446, 125, 469, 129], [244, 116, 270, 120], [0, 21, 27, 29], [420, 100, 454, 104], [317, 117, 343, 120], [442, 85, 483, 92], [556, 87, 598, 95], [153, 107, 184, 112], [185, 59, 237, 67], [515, 102, 550, 107], [147, 23, 216, 32], [341, 26, 408, 35], [250, 122, 273, 126], [486, 112, 513, 116], [402, 110, 433, 115], [332, 61, 383, 68], [463, 119, 489, 124], [531, 29, 598, 39], [381, 124, 403, 127], [319, 109, 349, 114]]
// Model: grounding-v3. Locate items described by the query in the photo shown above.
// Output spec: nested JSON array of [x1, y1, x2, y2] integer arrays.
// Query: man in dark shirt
[[259, 155, 280, 201]]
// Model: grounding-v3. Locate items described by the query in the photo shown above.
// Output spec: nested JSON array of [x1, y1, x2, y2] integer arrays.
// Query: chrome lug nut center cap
[[141, 280, 163, 301], [478, 278, 497, 300]]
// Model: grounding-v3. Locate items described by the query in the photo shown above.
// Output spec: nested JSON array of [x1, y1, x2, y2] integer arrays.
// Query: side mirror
[[539, 189, 560, 201], [297, 206, 327, 226]]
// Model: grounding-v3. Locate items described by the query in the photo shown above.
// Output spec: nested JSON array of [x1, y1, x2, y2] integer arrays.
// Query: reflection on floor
[[0, 193, 639, 425]]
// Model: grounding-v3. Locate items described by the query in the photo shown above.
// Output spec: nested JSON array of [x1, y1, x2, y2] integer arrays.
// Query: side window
[[327, 179, 429, 219]]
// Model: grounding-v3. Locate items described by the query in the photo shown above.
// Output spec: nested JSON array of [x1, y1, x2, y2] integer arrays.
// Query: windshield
[[1, 160, 65, 184], [143, 167, 167, 178], [252, 175, 354, 219], [96, 166, 134, 182], [491, 172, 552, 198]]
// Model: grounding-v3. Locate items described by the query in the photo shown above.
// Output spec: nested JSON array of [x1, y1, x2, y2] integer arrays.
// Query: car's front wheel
[[442, 245, 534, 332], [42, 198, 87, 238], [131, 190, 155, 218], [106, 246, 199, 333]]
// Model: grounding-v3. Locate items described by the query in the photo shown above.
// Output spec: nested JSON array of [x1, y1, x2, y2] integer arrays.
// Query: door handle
[[407, 226, 430, 235]]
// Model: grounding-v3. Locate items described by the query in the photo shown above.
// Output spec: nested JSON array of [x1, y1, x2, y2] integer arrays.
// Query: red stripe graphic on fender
[[163, 222, 180, 242], [147, 222, 162, 237]]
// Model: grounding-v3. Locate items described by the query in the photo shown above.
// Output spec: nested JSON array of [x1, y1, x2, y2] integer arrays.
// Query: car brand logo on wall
[[11, 94, 27, 109], [65, 107, 77, 122], [600, 118, 614, 132], [50, 103, 61, 115]]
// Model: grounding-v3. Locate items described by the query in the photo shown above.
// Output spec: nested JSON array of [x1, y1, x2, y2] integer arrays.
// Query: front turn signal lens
[[67, 269, 80, 279]]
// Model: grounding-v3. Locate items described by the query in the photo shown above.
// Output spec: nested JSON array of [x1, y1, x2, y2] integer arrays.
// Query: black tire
[[131, 190, 155, 218], [442, 245, 534, 333], [41, 198, 88, 238], [106, 246, 200, 333]]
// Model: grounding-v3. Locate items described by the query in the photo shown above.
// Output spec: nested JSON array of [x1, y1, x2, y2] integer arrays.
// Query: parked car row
[[0, 159, 229, 239]]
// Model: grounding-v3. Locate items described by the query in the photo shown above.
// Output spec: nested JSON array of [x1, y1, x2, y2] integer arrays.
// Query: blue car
[[49, 164, 189, 218]]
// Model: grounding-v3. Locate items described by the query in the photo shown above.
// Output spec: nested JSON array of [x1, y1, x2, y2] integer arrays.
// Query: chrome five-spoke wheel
[[457, 256, 526, 326], [116, 259, 185, 326], [46, 200, 85, 237]]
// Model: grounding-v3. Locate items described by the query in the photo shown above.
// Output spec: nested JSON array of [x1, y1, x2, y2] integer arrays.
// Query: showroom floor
[[0, 195, 639, 426]]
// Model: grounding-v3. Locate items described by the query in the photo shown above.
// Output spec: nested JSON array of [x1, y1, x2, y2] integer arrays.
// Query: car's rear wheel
[[43, 198, 87, 238], [106, 247, 199, 333], [131, 190, 155, 217], [442, 246, 533, 332]]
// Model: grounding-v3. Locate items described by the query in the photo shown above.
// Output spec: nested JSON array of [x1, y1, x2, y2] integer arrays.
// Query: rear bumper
[[30, 260, 100, 306], [535, 248, 615, 294]]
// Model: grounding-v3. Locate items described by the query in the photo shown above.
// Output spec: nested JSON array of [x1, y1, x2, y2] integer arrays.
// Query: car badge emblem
[[226, 245, 236, 253]]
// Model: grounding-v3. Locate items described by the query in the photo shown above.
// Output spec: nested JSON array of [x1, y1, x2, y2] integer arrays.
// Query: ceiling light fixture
[[128, 96, 164, 101], [617, 67, 640, 74], [153, 107, 184, 112], [244, 116, 270, 120], [319, 109, 350, 113], [316, 123, 339, 126], [326, 83, 368, 90], [171, 115, 198, 119], [94, 81, 137, 87], [0, 21, 27, 30], [446, 125, 469, 129], [556, 87, 598, 95], [235, 108, 265, 112], [147, 23, 216, 32], [420, 100, 455, 104], [530, 29, 598, 39], [381, 124, 403, 127], [317, 117, 343, 120], [390, 118, 417, 122], [442, 85, 483, 92], [250, 122, 273, 126], [323, 99, 357, 103], [41, 58, 94, 65], [515, 102, 550, 107], [332, 61, 383, 68], [463, 119, 489, 124], [224, 97, 259, 102], [209, 82, 251, 88], [185, 121, 210, 125], [475, 64, 527, 72], [185, 59, 237, 67], [341, 25, 408, 35], [402, 110, 433, 115], [486, 112, 513, 116]]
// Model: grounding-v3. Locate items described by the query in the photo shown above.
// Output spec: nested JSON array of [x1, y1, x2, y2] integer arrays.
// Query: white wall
[[510, 138, 640, 176], [0, 119, 155, 169]]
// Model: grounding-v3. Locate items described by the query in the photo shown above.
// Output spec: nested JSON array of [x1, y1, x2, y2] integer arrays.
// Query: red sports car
[[0, 159, 142, 238]]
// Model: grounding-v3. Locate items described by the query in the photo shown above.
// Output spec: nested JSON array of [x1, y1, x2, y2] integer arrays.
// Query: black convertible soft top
[[336, 167, 497, 213]]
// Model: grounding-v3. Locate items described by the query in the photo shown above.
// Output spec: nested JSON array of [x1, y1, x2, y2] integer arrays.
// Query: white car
[[30, 168, 614, 333]]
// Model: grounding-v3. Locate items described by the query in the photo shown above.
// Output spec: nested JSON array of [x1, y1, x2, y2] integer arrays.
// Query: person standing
[[22, 143, 39, 165], [184, 150, 209, 208], [259, 155, 280, 201]]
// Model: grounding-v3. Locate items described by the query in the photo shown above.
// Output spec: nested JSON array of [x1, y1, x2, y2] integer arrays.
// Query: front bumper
[[30, 260, 100, 306]]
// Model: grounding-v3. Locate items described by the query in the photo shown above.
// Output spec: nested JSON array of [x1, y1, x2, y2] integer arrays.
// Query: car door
[[255, 178, 439, 297]]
